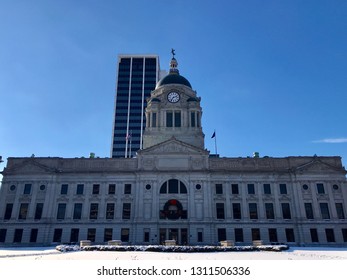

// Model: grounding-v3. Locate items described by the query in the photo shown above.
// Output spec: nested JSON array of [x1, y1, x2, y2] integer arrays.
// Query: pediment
[[2, 158, 58, 175], [294, 159, 345, 174]]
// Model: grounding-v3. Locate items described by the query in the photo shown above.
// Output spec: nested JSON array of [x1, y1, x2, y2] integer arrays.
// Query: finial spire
[[169, 49, 179, 74], [171, 48, 176, 58]]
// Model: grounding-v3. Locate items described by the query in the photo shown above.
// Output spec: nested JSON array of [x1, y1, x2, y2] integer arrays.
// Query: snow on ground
[[0, 246, 347, 260]]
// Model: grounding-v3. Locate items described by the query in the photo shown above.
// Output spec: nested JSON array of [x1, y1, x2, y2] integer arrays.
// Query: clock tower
[[142, 51, 205, 150]]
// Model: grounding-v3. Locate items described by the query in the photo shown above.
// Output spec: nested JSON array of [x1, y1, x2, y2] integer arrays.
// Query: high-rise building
[[111, 55, 162, 158]]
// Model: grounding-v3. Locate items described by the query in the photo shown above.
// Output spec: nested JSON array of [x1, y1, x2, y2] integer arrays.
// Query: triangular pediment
[[138, 137, 209, 156], [294, 158, 345, 174], [2, 158, 58, 175]]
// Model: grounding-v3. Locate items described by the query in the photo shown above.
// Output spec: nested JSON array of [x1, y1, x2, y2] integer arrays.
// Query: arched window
[[160, 179, 187, 194]]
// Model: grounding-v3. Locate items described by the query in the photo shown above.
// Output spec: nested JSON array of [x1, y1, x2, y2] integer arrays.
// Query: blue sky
[[1, 0, 346, 169]]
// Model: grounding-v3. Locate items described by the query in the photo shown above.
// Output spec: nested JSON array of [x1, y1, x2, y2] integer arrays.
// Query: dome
[[156, 73, 192, 89]]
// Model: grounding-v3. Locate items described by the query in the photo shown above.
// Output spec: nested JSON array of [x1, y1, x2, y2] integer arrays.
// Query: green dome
[[156, 73, 192, 89]]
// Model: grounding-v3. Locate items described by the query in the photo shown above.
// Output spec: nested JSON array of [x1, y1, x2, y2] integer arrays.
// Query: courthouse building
[[0, 54, 347, 246]]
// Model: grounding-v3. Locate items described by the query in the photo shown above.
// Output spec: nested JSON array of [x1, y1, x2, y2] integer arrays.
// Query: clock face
[[167, 92, 180, 103]]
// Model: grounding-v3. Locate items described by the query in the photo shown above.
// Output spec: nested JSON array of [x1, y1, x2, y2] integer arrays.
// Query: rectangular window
[[121, 228, 129, 242], [13, 229, 23, 243], [216, 203, 225, 219], [168, 180, 179, 193], [152, 112, 157, 127], [320, 203, 330, 219], [197, 112, 201, 127], [18, 203, 29, 220], [234, 228, 244, 242], [57, 203, 66, 220], [285, 228, 295, 242], [217, 228, 226, 241], [122, 203, 131, 219], [174, 111, 181, 127], [76, 184, 84, 195], [197, 230, 203, 242], [166, 112, 173, 127], [0, 229, 7, 243], [24, 184, 32, 194], [92, 184, 100, 195], [73, 203, 82, 220], [215, 184, 223, 194], [325, 228, 335, 242], [4, 203, 13, 220], [342, 229, 347, 242], [87, 228, 96, 242], [53, 229, 62, 243], [108, 184, 116, 194], [247, 184, 255, 194], [231, 184, 239, 194], [263, 184, 271, 194], [310, 228, 319, 242], [191, 112, 196, 127], [106, 203, 115, 219], [232, 203, 241, 219], [34, 203, 43, 220], [317, 183, 325, 194], [30, 229, 38, 243], [304, 203, 314, 219], [249, 203, 258, 219], [70, 228, 79, 243], [124, 184, 132, 194], [144, 230, 150, 242], [61, 184, 68, 195], [251, 228, 260, 241], [281, 203, 292, 219], [336, 203, 345, 219], [104, 228, 113, 242], [268, 228, 278, 243], [265, 203, 275, 219], [89, 203, 98, 219], [279, 184, 287, 194]]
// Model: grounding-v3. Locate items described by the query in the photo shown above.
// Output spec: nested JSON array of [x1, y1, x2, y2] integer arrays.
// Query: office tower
[[111, 55, 161, 158]]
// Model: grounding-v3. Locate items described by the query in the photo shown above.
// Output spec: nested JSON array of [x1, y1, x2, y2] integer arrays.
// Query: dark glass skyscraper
[[111, 55, 161, 158]]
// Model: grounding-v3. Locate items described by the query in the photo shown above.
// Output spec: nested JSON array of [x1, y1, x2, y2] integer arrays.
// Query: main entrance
[[159, 228, 188, 245]]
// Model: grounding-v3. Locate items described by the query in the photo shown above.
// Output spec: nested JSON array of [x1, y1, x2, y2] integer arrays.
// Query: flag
[[211, 131, 216, 138], [126, 133, 132, 140]]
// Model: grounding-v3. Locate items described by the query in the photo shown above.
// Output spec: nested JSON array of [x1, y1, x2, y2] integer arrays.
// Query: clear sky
[[1, 0, 346, 170]]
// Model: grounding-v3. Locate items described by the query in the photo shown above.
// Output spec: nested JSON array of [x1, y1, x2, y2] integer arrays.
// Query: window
[[122, 203, 131, 219], [108, 184, 116, 194], [30, 229, 38, 243], [279, 184, 287, 194], [191, 112, 196, 127], [249, 203, 258, 219], [166, 112, 173, 127], [53, 229, 63, 243], [216, 203, 225, 219], [197, 230, 203, 242], [247, 184, 255, 194], [70, 228, 79, 243], [34, 203, 43, 220], [144, 230, 150, 242], [13, 229, 23, 243], [160, 180, 187, 194], [121, 228, 129, 242], [104, 228, 113, 242], [76, 184, 84, 195], [285, 228, 295, 242], [342, 229, 347, 242], [281, 203, 291, 219], [87, 228, 96, 242], [251, 228, 260, 241], [235, 228, 244, 242], [304, 203, 314, 219], [18, 203, 29, 220], [317, 183, 325, 194], [232, 203, 241, 219], [89, 203, 98, 219], [231, 184, 239, 195], [215, 184, 223, 194], [325, 228, 335, 242], [73, 203, 82, 219], [217, 228, 226, 241], [152, 112, 157, 127], [24, 184, 32, 194], [92, 184, 100, 195], [268, 228, 278, 243], [196, 112, 201, 127], [106, 203, 115, 219], [4, 203, 13, 220], [320, 203, 330, 219], [263, 184, 271, 194], [57, 204, 66, 220], [174, 111, 181, 127], [265, 203, 274, 219], [336, 203, 345, 219], [0, 229, 7, 243], [61, 184, 68, 195], [310, 228, 319, 242], [124, 184, 132, 194]]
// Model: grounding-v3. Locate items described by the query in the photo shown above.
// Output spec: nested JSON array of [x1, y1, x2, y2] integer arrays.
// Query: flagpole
[[129, 130, 132, 158], [214, 130, 218, 155]]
